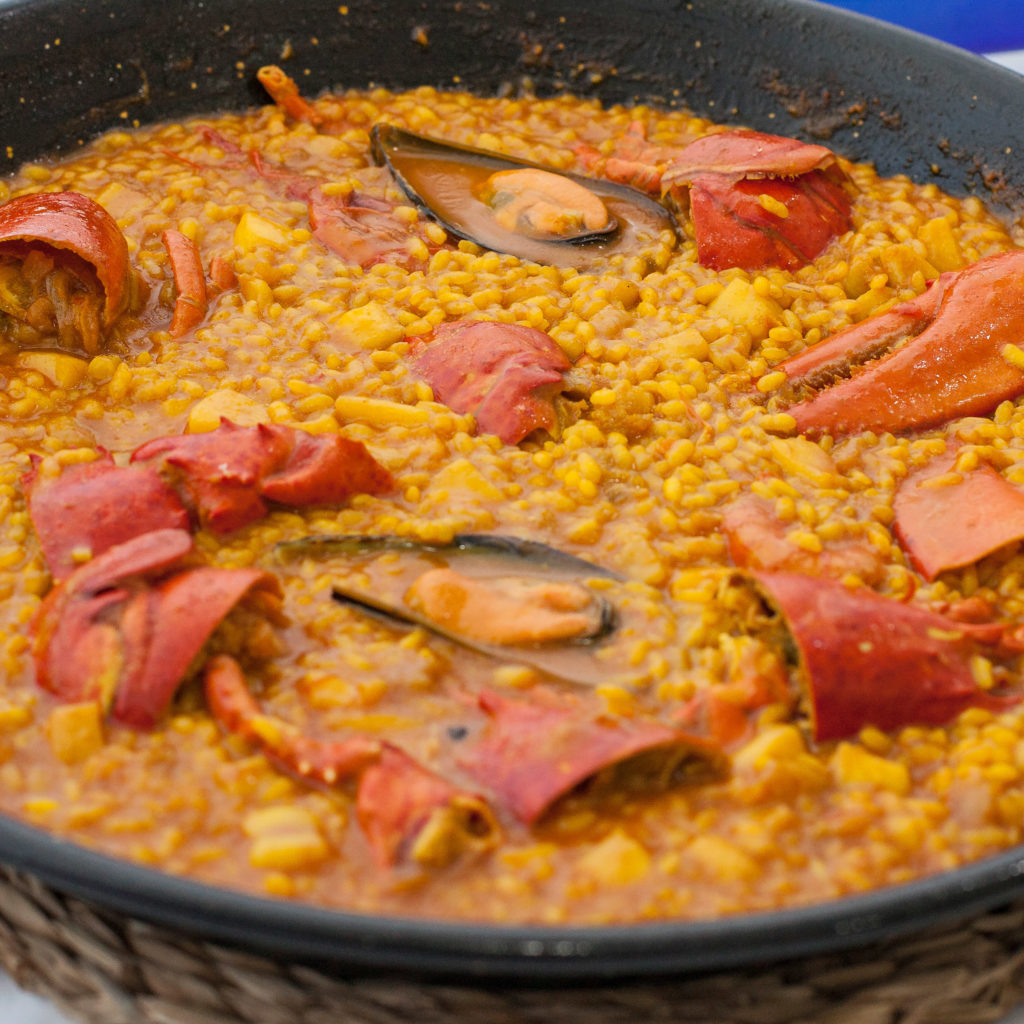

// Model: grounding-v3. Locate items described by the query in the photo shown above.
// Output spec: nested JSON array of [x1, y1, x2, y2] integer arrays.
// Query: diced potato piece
[[604, 522, 667, 586], [46, 702, 104, 764], [243, 805, 329, 870], [769, 436, 838, 488], [732, 724, 830, 799], [234, 211, 290, 252], [576, 829, 651, 886], [733, 724, 808, 774], [658, 327, 709, 363], [832, 741, 911, 795], [16, 351, 89, 388], [334, 394, 432, 428], [844, 244, 938, 297], [878, 244, 938, 290], [918, 217, 964, 273], [687, 834, 759, 882], [427, 458, 502, 501], [333, 302, 405, 350], [708, 279, 783, 342], [187, 389, 270, 433], [238, 275, 274, 313]]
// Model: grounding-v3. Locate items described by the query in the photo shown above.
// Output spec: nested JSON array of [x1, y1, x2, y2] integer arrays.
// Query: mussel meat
[[276, 533, 637, 686], [370, 125, 676, 268]]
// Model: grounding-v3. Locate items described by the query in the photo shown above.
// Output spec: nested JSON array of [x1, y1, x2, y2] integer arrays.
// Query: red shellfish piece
[[308, 186, 420, 269], [460, 690, 725, 825], [778, 250, 1024, 437], [258, 427, 393, 507], [893, 449, 1024, 581], [32, 529, 278, 729], [32, 528, 190, 706], [662, 130, 845, 182], [204, 656, 497, 868], [575, 121, 689, 194], [722, 494, 883, 584], [132, 420, 393, 534], [688, 173, 850, 271], [0, 191, 131, 329], [356, 745, 498, 868], [257, 64, 324, 126], [114, 565, 278, 730], [769, 282, 942, 391], [162, 229, 209, 337], [751, 571, 1015, 742], [411, 320, 570, 445], [204, 654, 382, 786], [660, 130, 852, 271], [23, 455, 189, 581], [675, 642, 792, 748]]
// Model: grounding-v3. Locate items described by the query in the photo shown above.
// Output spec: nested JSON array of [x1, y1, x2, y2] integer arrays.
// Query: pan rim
[[2, 809, 1024, 981], [1, 0, 1024, 984]]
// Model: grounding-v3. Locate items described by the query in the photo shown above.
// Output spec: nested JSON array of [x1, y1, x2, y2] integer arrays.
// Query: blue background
[[821, 1, 1024, 54]]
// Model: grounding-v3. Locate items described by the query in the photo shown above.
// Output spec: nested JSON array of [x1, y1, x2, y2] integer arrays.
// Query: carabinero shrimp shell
[[370, 125, 677, 268], [276, 533, 624, 685]]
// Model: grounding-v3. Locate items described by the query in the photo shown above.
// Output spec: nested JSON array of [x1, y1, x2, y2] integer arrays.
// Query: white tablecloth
[[3, 43, 1024, 1024]]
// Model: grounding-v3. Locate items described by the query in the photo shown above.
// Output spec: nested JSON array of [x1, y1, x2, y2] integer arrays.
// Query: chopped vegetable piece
[[45, 701, 104, 764]]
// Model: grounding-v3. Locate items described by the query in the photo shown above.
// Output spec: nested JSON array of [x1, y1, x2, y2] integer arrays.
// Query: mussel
[[275, 533, 637, 686], [370, 125, 676, 268]]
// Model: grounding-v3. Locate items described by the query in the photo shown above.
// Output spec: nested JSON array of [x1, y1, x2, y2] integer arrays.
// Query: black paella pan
[[0, 0, 1023, 982]]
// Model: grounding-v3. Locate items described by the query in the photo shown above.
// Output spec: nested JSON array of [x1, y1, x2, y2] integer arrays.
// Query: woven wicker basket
[[2, 864, 1024, 1024]]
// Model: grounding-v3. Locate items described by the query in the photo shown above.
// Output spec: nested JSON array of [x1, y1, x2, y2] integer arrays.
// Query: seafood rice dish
[[0, 68, 1023, 924]]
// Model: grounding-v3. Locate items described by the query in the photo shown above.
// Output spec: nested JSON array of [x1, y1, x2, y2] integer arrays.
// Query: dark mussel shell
[[370, 124, 677, 268], [275, 533, 623, 685]]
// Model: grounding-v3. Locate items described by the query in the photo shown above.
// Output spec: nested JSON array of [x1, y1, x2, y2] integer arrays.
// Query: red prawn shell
[[131, 420, 394, 534], [32, 529, 278, 729], [751, 571, 1016, 742], [0, 191, 131, 327], [777, 250, 1024, 437], [460, 690, 725, 824], [661, 130, 852, 271], [23, 455, 189, 581], [662, 130, 844, 182], [893, 447, 1024, 581], [411, 320, 570, 445]]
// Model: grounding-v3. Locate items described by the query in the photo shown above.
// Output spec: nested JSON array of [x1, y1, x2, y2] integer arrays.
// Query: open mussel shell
[[275, 533, 623, 685], [370, 124, 676, 268]]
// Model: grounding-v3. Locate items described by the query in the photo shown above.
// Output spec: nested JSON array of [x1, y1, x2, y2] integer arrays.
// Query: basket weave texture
[[2, 863, 1024, 1024]]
